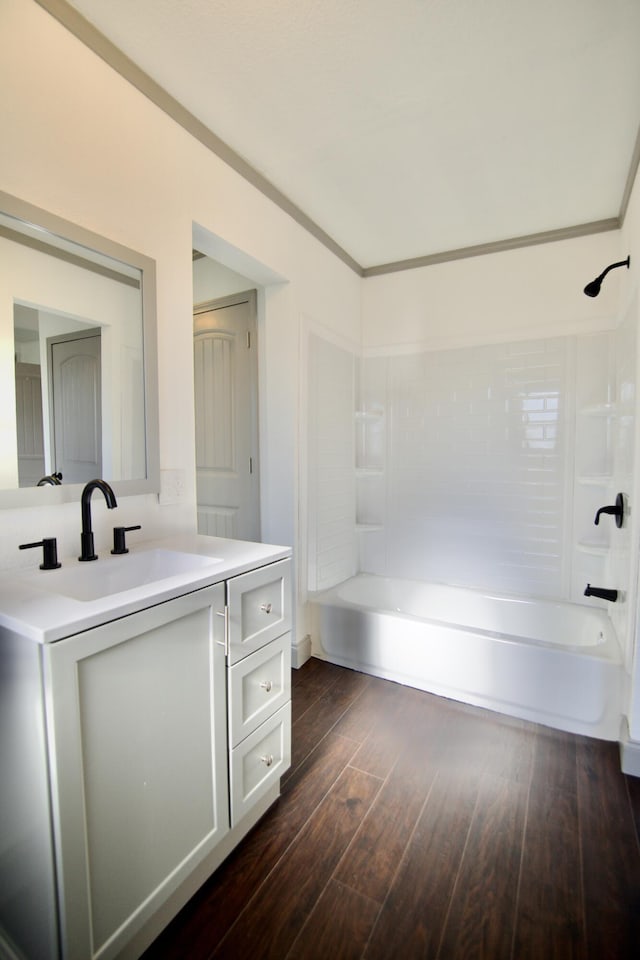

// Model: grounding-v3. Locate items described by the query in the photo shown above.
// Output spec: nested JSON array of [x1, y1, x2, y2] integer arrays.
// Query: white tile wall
[[381, 338, 571, 595], [571, 332, 615, 602], [307, 334, 357, 591], [608, 298, 637, 664], [307, 329, 620, 603]]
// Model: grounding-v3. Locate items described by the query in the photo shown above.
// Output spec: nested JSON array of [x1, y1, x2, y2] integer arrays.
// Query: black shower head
[[584, 277, 604, 298], [583, 257, 630, 297]]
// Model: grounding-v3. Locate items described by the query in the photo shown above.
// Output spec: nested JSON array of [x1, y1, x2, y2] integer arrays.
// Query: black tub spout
[[584, 584, 618, 602]]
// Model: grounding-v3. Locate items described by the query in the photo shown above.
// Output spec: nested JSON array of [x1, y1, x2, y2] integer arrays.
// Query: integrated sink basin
[[34, 548, 223, 601]]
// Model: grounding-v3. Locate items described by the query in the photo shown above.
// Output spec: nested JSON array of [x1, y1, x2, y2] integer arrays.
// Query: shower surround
[[359, 337, 572, 598], [306, 326, 631, 734], [308, 329, 621, 602]]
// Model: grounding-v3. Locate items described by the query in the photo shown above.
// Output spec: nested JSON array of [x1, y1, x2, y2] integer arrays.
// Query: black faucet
[[594, 493, 624, 528], [584, 584, 618, 603], [37, 472, 63, 486], [79, 479, 118, 561]]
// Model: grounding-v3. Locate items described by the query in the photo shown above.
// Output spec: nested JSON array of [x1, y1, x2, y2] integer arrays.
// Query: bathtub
[[309, 575, 623, 740]]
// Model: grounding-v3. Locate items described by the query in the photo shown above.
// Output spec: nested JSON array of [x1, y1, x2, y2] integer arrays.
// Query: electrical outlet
[[159, 469, 186, 504]]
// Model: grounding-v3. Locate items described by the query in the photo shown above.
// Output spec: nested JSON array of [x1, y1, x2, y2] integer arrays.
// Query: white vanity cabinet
[[0, 540, 292, 960], [44, 584, 229, 960]]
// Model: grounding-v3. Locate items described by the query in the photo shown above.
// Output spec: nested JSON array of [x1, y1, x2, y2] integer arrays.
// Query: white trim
[[619, 717, 640, 777], [291, 633, 312, 669]]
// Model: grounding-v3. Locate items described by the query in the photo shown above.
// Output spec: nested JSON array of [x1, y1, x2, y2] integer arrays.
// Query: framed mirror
[[0, 190, 159, 506]]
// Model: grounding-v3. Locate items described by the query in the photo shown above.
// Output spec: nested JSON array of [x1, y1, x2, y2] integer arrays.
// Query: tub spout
[[584, 584, 618, 602]]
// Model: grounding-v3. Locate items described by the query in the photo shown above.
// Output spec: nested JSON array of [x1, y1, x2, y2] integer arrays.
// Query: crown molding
[[362, 219, 621, 277]]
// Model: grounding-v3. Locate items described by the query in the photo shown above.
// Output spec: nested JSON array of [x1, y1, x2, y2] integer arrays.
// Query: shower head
[[583, 256, 630, 297]]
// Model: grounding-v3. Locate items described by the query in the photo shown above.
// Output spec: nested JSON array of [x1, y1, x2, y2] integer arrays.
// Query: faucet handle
[[19, 537, 62, 570], [111, 525, 142, 555], [594, 492, 624, 527]]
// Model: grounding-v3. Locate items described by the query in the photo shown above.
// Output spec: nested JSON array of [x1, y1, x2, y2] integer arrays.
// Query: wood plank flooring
[[143, 658, 640, 960]]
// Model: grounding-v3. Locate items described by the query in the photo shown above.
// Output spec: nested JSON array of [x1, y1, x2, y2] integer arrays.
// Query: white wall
[[362, 231, 624, 354], [306, 333, 357, 592], [0, 0, 361, 663], [193, 257, 254, 304]]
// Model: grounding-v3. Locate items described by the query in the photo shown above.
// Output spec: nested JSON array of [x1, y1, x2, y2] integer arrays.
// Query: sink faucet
[[79, 479, 118, 561]]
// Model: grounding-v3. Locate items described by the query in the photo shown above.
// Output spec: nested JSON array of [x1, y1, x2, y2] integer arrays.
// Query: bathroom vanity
[[0, 535, 292, 960]]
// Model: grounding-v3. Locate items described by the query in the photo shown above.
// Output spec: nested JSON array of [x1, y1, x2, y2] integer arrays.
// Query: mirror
[[0, 190, 159, 506]]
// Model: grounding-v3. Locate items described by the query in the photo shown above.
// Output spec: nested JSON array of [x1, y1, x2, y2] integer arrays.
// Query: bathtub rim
[[309, 574, 621, 663], [308, 589, 624, 741]]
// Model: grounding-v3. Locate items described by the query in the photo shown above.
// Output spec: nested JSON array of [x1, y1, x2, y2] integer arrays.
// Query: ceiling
[[52, 0, 640, 272]]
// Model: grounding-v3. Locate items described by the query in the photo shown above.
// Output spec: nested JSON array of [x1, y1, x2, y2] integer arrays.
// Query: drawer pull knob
[[260, 679, 273, 692], [261, 754, 274, 767], [260, 602, 273, 614]]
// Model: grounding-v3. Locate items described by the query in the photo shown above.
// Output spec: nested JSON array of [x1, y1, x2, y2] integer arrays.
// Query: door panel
[[15, 361, 45, 486], [50, 333, 101, 482], [194, 293, 259, 540]]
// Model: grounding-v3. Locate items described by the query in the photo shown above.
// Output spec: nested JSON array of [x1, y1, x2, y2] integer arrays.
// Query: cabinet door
[[227, 558, 291, 663], [44, 584, 228, 960]]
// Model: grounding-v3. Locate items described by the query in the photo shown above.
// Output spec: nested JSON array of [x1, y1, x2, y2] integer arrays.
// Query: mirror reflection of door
[[193, 291, 260, 541], [49, 329, 102, 483], [15, 361, 45, 486]]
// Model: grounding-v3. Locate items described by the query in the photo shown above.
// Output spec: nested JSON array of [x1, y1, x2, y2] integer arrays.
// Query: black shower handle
[[594, 493, 624, 528]]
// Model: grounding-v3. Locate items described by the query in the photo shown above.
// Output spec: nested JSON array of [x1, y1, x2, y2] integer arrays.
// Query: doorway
[[193, 290, 260, 540]]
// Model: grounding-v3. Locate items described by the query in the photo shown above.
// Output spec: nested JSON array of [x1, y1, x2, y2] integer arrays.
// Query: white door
[[50, 331, 101, 482], [15, 361, 45, 486], [193, 291, 260, 540]]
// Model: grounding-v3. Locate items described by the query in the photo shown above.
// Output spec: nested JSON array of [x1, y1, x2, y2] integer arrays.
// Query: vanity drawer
[[228, 633, 291, 748], [227, 559, 291, 663], [229, 703, 291, 826]]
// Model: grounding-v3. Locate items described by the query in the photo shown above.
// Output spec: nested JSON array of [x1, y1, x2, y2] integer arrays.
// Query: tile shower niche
[[355, 409, 385, 533]]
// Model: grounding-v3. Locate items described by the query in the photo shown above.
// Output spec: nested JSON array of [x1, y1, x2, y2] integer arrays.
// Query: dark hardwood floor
[[143, 658, 640, 959]]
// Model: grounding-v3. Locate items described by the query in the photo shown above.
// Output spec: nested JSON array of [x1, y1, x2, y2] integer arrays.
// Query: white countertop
[[0, 534, 291, 644]]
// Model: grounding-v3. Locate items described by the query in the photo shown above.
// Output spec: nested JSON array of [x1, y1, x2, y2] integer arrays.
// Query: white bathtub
[[310, 575, 623, 739]]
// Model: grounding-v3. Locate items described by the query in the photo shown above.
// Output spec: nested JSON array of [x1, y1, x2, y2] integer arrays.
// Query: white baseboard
[[291, 633, 312, 669], [619, 718, 640, 777]]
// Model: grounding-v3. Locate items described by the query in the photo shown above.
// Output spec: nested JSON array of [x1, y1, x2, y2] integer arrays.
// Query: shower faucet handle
[[594, 493, 624, 528]]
